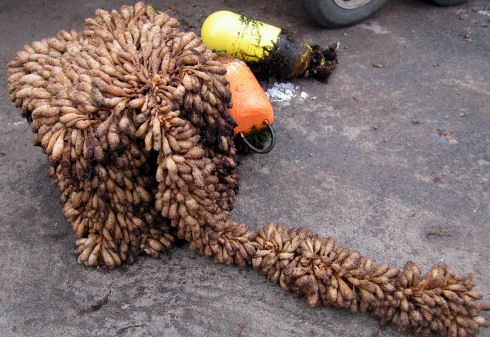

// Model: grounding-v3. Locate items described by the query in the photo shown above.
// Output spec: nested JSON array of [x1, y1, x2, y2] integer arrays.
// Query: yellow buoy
[[201, 11, 338, 81], [201, 11, 282, 62]]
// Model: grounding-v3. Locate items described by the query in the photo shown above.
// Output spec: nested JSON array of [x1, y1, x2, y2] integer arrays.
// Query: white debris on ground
[[478, 10, 490, 17], [266, 82, 298, 106], [7, 121, 24, 126], [265, 82, 310, 106]]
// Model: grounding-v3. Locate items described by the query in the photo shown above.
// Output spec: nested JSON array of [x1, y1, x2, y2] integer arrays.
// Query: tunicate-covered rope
[[190, 221, 490, 337]]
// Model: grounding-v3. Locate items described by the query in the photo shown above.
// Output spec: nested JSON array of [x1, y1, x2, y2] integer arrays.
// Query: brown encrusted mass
[[7, 3, 488, 336]]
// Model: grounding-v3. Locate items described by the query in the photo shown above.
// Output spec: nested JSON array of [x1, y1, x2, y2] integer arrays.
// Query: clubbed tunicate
[[7, 3, 488, 337]]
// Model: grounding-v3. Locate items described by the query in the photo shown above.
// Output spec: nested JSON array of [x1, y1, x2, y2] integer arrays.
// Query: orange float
[[221, 57, 275, 153]]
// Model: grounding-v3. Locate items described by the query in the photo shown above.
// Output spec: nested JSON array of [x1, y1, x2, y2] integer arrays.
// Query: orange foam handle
[[222, 58, 274, 135]]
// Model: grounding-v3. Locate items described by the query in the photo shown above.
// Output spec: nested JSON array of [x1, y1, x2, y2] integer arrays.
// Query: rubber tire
[[301, 0, 388, 28], [430, 0, 468, 6]]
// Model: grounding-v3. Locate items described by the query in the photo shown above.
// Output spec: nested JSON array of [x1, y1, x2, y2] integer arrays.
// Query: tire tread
[[301, 0, 388, 28]]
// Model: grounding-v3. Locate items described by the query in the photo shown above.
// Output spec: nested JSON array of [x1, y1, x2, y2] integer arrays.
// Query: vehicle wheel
[[301, 0, 388, 28], [429, 0, 468, 6]]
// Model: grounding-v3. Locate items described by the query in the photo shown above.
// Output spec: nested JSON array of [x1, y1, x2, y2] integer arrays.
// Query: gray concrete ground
[[1, 0, 489, 336]]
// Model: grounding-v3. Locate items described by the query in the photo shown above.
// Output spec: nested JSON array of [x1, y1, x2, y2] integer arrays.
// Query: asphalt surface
[[0, 0, 489, 336]]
